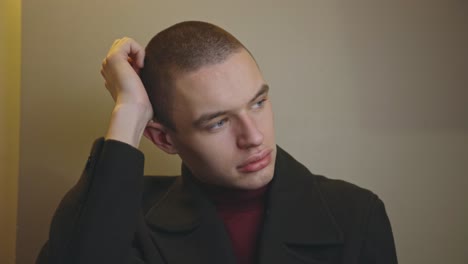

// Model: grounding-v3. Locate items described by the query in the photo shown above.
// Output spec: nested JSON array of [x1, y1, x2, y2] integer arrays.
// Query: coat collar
[[262, 146, 344, 245], [145, 146, 343, 263], [145, 168, 206, 232], [144, 166, 237, 264]]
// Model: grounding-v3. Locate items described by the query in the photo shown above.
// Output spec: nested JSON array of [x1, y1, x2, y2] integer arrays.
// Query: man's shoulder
[[313, 174, 377, 205], [277, 150, 397, 260], [277, 145, 378, 205], [304, 174, 383, 236], [277, 146, 380, 223]]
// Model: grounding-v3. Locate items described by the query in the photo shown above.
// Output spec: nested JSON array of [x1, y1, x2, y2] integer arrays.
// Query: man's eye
[[253, 98, 267, 109], [207, 119, 227, 130]]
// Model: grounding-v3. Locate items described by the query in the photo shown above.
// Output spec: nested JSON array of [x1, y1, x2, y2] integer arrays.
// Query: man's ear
[[143, 121, 178, 154]]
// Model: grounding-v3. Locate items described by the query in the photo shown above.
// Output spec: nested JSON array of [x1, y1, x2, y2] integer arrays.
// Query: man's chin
[[236, 166, 275, 190]]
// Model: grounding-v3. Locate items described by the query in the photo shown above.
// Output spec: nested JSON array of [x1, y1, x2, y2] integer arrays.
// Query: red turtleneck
[[199, 183, 269, 264]]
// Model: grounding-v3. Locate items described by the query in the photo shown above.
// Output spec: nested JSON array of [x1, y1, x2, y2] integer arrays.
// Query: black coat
[[37, 138, 397, 264]]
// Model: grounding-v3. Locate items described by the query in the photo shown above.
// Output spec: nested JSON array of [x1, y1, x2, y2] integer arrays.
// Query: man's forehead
[[172, 82, 267, 120], [171, 50, 265, 114]]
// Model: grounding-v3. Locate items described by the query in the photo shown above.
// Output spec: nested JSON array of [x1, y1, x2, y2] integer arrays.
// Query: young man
[[37, 21, 397, 264]]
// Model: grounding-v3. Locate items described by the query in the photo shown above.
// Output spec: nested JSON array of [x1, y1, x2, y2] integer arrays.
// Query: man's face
[[168, 49, 276, 190]]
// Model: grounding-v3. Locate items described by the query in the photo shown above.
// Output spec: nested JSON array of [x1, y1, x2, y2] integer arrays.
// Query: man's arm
[[37, 38, 154, 264]]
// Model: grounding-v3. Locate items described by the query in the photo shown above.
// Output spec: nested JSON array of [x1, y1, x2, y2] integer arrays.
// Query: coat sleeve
[[359, 196, 398, 264], [36, 138, 147, 264]]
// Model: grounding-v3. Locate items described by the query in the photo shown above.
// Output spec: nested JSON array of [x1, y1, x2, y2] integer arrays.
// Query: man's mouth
[[237, 149, 272, 173]]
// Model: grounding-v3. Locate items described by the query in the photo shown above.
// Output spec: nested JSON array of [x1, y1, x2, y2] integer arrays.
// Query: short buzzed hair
[[140, 21, 246, 130]]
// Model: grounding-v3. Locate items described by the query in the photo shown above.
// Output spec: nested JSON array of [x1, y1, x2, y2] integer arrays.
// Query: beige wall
[[0, 0, 21, 263], [18, 1, 468, 264]]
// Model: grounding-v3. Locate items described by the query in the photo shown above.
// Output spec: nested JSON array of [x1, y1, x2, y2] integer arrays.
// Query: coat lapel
[[144, 167, 236, 264], [258, 146, 344, 264]]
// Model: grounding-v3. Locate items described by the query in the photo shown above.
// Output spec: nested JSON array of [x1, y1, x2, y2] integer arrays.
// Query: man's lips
[[237, 149, 273, 173]]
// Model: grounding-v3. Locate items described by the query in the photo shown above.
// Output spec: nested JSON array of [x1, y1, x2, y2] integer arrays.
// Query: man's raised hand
[[101, 37, 153, 147]]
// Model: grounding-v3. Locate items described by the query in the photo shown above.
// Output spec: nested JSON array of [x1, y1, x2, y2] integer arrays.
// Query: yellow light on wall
[[0, 0, 21, 263]]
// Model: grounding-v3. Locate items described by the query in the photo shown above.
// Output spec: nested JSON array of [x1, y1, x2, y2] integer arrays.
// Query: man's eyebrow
[[249, 84, 269, 104], [193, 110, 228, 128], [192, 83, 270, 128]]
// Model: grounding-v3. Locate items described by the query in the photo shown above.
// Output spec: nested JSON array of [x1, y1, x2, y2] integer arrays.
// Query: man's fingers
[[127, 57, 142, 74], [100, 63, 106, 77], [111, 38, 120, 47], [101, 37, 144, 83], [105, 37, 145, 69], [103, 81, 117, 101], [124, 38, 145, 68]]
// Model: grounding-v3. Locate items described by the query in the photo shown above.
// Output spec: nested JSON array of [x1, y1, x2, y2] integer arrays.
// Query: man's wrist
[[105, 104, 152, 148]]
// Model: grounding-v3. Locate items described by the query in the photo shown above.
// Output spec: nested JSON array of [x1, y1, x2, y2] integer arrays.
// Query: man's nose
[[236, 114, 264, 149]]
